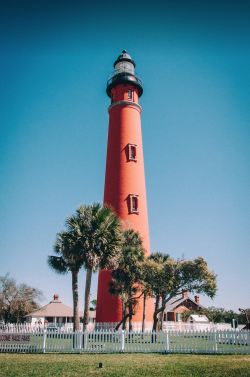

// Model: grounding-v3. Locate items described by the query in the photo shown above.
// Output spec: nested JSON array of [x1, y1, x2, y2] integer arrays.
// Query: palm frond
[[47, 256, 68, 274]]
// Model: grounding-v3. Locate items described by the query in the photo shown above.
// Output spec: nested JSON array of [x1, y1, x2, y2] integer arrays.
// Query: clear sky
[[1, 0, 249, 314]]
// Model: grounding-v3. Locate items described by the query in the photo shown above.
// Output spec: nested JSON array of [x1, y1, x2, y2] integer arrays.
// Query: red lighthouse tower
[[96, 51, 154, 324]]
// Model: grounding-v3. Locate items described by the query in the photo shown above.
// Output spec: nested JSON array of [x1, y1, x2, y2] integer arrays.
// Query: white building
[[24, 294, 96, 326], [186, 315, 209, 324]]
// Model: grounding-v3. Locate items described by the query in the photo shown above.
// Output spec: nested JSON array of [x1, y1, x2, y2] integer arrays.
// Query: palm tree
[[109, 229, 145, 330], [48, 203, 123, 332], [48, 230, 83, 331], [90, 299, 97, 310], [149, 252, 170, 264], [65, 203, 123, 331]]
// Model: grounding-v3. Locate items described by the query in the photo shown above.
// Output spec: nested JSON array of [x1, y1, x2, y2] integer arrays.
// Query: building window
[[111, 93, 114, 103], [127, 143, 137, 161], [181, 302, 183, 308], [176, 313, 181, 322], [132, 198, 136, 210], [129, 194, 139, 213], [189, 302, 192, 309], [131, 146, 135, 159], [128, 89, 132, 100]]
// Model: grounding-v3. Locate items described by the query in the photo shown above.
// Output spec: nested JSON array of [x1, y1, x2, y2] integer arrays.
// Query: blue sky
[[0, 0, 249, 314]]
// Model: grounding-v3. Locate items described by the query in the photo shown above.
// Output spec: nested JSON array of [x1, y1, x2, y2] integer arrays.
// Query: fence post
[[121, 330, 125, 352], [83, 331, 87, 353], [213, 330, 217, 353], [165, 331, 168, 353], [42, 330, 47, 353], [79, 330, 82, 353]]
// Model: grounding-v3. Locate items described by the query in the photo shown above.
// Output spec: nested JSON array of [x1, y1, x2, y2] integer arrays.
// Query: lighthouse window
[[132, 198, 136, 211], [115, 61, 134, 74], [131, 146, 135, 159], [128, 89, 132, 100], [129, 194, 139, 213], [127, 143, 137, 161]]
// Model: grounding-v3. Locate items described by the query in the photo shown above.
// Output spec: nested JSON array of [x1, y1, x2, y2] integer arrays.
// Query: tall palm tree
[[48, 203, 123, 332], [109, 229, 145, 330], [48, 230, 83, 331], [65, 203, 123, 331]]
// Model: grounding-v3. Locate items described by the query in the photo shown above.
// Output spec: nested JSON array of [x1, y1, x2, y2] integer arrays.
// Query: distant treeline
[[183, 307, 250, 324]]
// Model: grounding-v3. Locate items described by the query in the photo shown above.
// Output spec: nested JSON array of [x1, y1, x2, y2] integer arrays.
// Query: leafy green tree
[[182, 309, 198, 322], [148, 253, 170, 330], [142, 257, 170, 331], [184, 306, 249, 325], [109, 229, 145, 330], [0, 273, 43, 323], [199, 307, 227, 323], [143, 257, 217, 331]]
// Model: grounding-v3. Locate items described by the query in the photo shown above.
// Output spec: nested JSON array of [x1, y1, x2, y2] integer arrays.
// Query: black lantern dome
[[106, 50, 143, 98]]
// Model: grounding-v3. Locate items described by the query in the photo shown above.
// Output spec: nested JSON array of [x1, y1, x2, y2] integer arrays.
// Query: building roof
[[164, 296, 204, 313], [24, 295, 96, 319], [113, 50, 136, 68], [187, 315, 209, 323]]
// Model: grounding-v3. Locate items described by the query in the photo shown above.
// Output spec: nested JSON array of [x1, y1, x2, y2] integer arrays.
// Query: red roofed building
[[164, 289, 204, 322]]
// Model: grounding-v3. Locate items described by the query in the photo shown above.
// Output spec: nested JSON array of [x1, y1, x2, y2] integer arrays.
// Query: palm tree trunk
[[160, 296, 164, 330], [72, 270, 80, 331], [121, 297, 126, 330], [159, 311, 163, 331], [153, 294, 160, 331], [142, 294, 146, 332], [128, 287, 133, 331], [83, 266, 92, 331]]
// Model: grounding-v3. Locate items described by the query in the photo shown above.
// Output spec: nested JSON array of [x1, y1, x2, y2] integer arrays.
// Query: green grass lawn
[[0, 353, 250, 377]]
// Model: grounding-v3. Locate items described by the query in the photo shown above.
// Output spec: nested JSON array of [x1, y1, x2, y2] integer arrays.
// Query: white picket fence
[[0, 329, 249, 354], [0, 322, 153, 333], [163, 321, 246, 332]]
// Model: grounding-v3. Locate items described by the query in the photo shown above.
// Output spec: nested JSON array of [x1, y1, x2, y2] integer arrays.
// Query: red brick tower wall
[[96, 55, 154, 324]]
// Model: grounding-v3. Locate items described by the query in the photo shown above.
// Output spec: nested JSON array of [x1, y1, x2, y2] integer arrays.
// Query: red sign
[[0, 333, 31, 344]]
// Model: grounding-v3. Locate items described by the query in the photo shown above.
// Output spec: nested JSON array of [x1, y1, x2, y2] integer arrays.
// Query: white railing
[[0, 322, 153, 333], [0, 329, 249, 354], [1, 321, 245, 334], [163, 321, 246, 332]]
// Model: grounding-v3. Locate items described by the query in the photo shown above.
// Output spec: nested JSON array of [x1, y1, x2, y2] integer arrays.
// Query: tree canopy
[[48, 203, 123, 331], [0, 273, 44, 323], [142, 256, 217, 331], [109, 229, 145, 330], [199, 307, 250, 324]]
